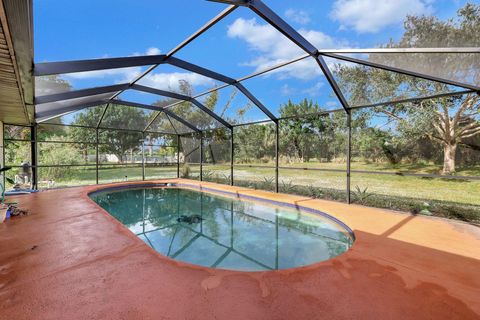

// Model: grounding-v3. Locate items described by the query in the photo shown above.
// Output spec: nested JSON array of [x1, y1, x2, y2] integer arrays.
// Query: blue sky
[[34, 0, 475, 125]]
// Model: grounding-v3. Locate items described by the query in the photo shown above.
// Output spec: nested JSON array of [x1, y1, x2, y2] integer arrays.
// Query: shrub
[[38, 137, 81, 180], [279, 180, 296, 193], [232, 179, 479, 223], [180, 164, 191, 178]]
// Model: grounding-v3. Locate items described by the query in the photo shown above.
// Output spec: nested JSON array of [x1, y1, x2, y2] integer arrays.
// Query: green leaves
[[278, 99, 347, 163]]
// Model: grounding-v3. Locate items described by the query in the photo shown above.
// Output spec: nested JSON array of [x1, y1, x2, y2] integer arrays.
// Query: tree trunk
[[442, 143, 457, 175], [293, 139, 303, 161], [116, 153, 124, 164]]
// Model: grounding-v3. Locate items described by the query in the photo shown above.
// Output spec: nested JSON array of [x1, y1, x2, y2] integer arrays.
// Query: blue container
[[5, 207, 12, 219]]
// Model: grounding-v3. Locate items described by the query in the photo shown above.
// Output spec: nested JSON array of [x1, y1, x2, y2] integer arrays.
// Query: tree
[[71, 105, 146, 163], [37, 135, 81, 179], [166, 80, 220, 131], [280, 99, 323, 161], [235, 123, 275, 163], [422, 95, 479, 173], [333, 3, 480, 174], [279, 99, 348, 163], [35, 75, 71, 96]]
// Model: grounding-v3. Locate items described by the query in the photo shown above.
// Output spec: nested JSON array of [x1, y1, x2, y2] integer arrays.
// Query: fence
[[3, 101, 479, 221]]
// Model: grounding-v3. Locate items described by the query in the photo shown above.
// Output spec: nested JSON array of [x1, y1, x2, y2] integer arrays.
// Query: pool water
[[90, 187, 353, 271]]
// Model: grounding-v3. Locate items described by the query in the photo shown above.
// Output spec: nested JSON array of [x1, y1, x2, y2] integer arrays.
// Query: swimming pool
[[90, 185, 354, 271]]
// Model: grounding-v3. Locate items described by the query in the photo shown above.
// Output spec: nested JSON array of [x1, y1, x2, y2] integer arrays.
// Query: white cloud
[[139, 72, 215, 92], [302, 81, 324, 97], [285, 8, 311, 25], [146, 47, 162, 55], [227, 17, 347, 80], [326, 100, 340, 108], [280, 84, 295, 96], [330, 0, 434, 33]]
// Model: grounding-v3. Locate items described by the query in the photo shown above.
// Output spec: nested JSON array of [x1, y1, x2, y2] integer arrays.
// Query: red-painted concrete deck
[[1, 179, 479, 320]]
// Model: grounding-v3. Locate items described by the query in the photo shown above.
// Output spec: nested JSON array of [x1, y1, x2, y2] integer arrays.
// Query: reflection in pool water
[[90, 187, 353, 271]]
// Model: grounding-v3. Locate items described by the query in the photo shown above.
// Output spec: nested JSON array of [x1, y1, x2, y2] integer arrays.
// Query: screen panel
[[98, 164, 143, 184], [324, 55, 466, 108], [350, 94, 480, 213], [202, 128, 231, 184], [99, 104, 154, 131], [197, 85, 269, 125], [179, 133, 201, 180], [240, 56, 343, 117], [98, 129, 143, 164], [37, 166, 96, 189], [41, 105, 107, 127], [169, 101, 224, 131], [332, 52, 480, 89]]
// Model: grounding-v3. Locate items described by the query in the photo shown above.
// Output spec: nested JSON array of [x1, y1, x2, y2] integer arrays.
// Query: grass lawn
[[33, 166, 178, 189], [206, 163, 480, 206], [11, 161, 477, 207]]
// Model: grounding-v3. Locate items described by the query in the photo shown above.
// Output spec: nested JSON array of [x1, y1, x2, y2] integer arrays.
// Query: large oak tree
[[333, 3, 480, 174]]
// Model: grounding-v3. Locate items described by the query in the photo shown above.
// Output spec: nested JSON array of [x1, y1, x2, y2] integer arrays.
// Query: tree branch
[[427, 133, 446, 144], [456, 121, 480, 137], [452, 94, 473, 128], [461, 129, 480, 138]]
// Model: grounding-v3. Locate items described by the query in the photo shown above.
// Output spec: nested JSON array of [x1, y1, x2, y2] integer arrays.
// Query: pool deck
[[1, 179, 479, 320]]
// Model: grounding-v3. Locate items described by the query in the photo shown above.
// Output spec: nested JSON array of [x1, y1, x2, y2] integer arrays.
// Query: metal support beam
[[350, 89, 475, 110], [96, 104, 110, 129], [113, 100, 201, 133], [177, 135, 180, 178], [230, 127, 234, 186], [191, 99, 232, 128], [238, 0, 480, 102], [346, 113, 352, 204], [131, 84, 191, 101], [237, 54, 310, 82], [34, 55, 167, 76], [143, 111, 161, 133], [166, 56, 235, 84], [165, 115, 178, 135], [167, 5, 238, 57], [141, 132, 145, 181], [229, 0, 350, 114], [314, 56, 350, 113], [320, 52, 480, 91], [36, 100, 109, 121], [226, 0, 350, 114], [234, 83, 277, 121], [35, 83, 130, 105], [108, 5, 237, 102], [30, 126, 37, 189], [247, 0, 317, 55], [207, 0, 248, 5], [199, 132, 203, 181], [95, 128, 99, 184], [166, 57, 277, 121], [132, 84, 232, 129], [275, 121, 279, 193], [318, 48, 480, 54]]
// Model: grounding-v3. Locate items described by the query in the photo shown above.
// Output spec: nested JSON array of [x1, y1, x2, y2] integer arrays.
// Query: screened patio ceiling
[[33, 0, 480, 134]]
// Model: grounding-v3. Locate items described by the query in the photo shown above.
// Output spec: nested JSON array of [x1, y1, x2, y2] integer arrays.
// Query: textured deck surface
[[1, 179, 479, 320]]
